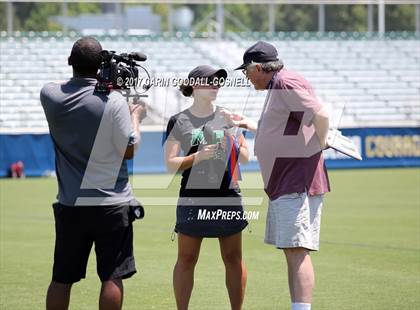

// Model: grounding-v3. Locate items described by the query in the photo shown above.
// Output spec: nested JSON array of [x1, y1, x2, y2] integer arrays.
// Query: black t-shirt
[[165, 106, 243, 198]]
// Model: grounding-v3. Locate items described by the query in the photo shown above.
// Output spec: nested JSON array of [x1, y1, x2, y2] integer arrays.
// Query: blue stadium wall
[[1, 127, 419, 177]]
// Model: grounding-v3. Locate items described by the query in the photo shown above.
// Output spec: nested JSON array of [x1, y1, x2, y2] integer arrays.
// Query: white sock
[[291, 302, 311, 310]]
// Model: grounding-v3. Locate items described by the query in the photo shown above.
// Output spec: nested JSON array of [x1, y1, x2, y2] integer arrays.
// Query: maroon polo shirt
[[254, 68, 330, 200]]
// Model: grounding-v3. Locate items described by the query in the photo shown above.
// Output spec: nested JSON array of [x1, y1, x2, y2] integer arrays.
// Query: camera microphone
[[129, 52, 147, 62]]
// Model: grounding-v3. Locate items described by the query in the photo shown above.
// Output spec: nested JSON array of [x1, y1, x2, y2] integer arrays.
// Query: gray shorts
[[264, 192, 324, 251]]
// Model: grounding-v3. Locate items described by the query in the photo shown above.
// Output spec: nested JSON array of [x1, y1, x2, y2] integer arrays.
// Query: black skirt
[[175, 196, 248, 238]]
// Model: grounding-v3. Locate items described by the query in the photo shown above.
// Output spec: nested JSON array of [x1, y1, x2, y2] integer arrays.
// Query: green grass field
[[0, 168, 419, 310]]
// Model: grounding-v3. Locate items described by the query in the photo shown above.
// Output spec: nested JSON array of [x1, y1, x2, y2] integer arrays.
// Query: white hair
[[246, 60, 283, 74]]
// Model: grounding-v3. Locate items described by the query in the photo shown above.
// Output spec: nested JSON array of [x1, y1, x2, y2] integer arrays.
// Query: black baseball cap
[[180, 65, 227, 97], [235, 41, 279, 70], [188, 65, 227, 80]]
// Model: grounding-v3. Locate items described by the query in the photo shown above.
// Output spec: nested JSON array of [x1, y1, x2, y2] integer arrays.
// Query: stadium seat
[[0, 34, 419, 130]]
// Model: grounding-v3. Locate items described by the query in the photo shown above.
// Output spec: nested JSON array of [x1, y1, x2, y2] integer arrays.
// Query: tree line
[[0, 3, 416, 32]]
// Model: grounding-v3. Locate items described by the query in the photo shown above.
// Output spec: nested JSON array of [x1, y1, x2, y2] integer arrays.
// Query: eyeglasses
[[241, 64, 255, 76]]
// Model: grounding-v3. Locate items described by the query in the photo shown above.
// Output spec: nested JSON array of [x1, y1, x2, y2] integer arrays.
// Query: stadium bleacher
[[0, 31, 419, 131]]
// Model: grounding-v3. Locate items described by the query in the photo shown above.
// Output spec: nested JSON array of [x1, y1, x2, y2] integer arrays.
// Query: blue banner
[[0, 134, 55, 177], [1, 127, 419, 177], [323, 127, 420, 169]]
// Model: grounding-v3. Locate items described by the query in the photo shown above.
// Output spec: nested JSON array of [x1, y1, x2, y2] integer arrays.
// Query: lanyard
[[254, 72, 278, 155]]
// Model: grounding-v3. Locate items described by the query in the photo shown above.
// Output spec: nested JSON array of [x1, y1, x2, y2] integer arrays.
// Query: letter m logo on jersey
[[191, 129, 206, 146]]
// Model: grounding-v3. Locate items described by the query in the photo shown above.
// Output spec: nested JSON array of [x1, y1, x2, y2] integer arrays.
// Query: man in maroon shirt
[[225, 41, 330, 310]]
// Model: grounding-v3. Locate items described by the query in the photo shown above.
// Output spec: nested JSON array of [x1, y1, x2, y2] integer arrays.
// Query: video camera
[[95, 50, 150, 96]]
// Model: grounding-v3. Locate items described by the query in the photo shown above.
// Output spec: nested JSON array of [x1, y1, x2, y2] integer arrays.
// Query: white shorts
[[264, 192, 324, 251]]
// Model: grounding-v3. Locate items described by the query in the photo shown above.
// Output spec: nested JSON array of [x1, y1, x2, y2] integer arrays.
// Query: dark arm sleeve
[[164, 116, 182, 143]]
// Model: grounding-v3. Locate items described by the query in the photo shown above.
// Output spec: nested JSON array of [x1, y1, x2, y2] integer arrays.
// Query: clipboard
[[326, 129, 363, 161]]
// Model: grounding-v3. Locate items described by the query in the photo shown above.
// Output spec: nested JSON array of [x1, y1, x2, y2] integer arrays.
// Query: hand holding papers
[[326, 129, 362, 161]]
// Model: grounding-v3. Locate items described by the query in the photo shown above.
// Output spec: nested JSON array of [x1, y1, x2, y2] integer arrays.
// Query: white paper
[[326, 129, 363, 161]]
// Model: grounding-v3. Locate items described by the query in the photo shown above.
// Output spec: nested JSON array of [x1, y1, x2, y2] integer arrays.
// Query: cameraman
[[40, 37, 145, 310]]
